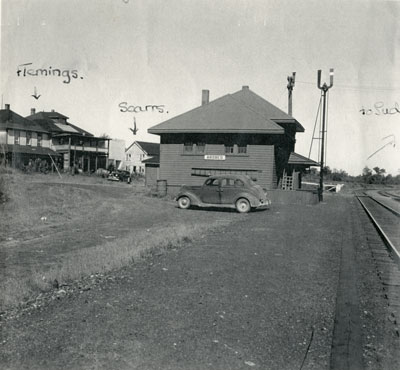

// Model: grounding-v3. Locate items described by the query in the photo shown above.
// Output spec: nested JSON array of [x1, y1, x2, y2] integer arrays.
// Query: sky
[[1, 0, 399, 175]]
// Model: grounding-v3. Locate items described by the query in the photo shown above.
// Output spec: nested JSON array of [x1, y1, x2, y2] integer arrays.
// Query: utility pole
[[287, 72, 296, 116], [317, 68, 334, 202]]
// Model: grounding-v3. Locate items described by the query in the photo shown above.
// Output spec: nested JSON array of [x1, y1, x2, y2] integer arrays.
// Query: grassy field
[[0, 170, 240, 311]]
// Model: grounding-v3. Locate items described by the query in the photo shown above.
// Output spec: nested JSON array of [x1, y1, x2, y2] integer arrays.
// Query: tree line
[[308, 166, 400, 185]]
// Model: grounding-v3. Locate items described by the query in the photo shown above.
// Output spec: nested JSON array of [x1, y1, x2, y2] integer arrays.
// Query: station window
[[196, 143, 205, 154], [225, 145, 234, 154], [183, 143, 206, 154], [26, 132, 32, 146], [183, 143, 194, 153], [238, 146, 247, 154], [37, 133, 42, 147]]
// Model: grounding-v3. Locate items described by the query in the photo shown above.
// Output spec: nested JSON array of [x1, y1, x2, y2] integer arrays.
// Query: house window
[[238, 146, 247, 154], [14, 130, 20, 145], [37, 133, 42, 147], [26, 132, 32, 146], [225, 145, 234, 154]]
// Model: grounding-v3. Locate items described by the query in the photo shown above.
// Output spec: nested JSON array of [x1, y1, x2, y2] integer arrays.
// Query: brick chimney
[[5, 104, 10, 110], [242, 85, 249, 90], [201, 90, 209, 106], [31, 108, 36, 115]]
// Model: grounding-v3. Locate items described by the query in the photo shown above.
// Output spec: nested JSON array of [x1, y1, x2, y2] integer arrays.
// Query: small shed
[[280, 152, 319, 190]]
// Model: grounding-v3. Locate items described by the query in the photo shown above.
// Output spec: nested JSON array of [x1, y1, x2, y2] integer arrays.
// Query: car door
[[219, 178, 238, 204], [199, 178, 221, 204]]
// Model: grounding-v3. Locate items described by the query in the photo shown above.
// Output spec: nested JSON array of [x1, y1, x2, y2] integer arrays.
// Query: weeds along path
[[0, 180, 242, 310]]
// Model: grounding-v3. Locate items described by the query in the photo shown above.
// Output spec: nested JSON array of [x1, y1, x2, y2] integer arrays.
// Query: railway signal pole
[[317, 68, 334, 202], [287, 72, 296, 116]]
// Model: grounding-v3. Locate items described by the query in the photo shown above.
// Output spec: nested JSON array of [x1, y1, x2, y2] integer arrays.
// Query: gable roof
[[148, 87, 304, 135], [288, 152, 319, 166], [0, 109, 49, 133], [126, 141, 160, 156]]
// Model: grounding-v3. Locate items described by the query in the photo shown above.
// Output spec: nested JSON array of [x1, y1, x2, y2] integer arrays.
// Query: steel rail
[[357, 196, 400, 264], [369, 196, 400, 217]]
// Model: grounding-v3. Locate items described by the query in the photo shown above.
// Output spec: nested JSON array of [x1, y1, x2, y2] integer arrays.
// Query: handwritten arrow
[[31, 86, 41, 100], [367, 135, 396, 160], [129, 117, 139, 135]]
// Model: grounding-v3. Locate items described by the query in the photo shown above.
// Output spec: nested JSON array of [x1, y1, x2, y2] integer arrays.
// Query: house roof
[[26, 112, 94, 137], [28, 118, 64, 134], [0, 109, 49, 133], [148, 87, 304, 135], [142, 155, 160, 165], [27, 111, 69, 120], [288, 152, 319, 166], [0, 144, 61, 156], [126, 141, 160, 156]]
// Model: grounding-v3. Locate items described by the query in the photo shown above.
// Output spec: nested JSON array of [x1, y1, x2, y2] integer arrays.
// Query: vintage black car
[[107, 170, 131, 183], [175, 175, 271, 213]]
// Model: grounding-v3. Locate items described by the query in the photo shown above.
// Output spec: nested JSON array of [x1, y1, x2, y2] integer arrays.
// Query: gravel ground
[[0, 194, 396, 369]]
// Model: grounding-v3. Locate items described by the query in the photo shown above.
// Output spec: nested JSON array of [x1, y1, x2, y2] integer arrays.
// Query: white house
[[125, 141, 160, 174]]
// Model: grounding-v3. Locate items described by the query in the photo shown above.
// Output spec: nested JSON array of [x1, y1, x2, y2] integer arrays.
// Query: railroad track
[[356, 194, 400, 263], [356, 193, 400, 342]]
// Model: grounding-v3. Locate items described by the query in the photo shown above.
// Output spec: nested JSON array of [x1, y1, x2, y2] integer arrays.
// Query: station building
[[148, 86, 317, 193]]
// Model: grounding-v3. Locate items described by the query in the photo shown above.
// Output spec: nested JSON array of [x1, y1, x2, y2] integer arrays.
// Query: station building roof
[[288, 152, 319, 166], [148, 86, 303, 135]]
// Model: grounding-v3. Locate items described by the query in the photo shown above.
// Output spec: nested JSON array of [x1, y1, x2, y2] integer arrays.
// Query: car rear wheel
[[235, 198, 250, 213], [177, 196, 191, 209]]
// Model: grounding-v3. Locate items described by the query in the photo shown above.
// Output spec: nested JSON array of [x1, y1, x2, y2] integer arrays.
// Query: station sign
[[204, 155, 226, 161]]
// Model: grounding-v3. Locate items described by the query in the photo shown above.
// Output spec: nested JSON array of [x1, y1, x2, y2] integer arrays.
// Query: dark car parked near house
[[175, 174, 271, 213], [107, 170, 131, 183]]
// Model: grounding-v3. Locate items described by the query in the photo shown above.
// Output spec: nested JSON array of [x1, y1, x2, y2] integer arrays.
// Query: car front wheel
[[235, 198, 251, 213], [177, 196, 191, 209]]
